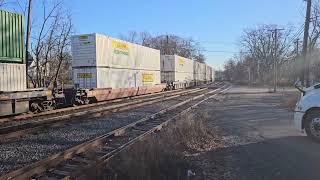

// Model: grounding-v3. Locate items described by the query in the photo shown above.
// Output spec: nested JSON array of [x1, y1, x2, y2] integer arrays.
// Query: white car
[[294, 83, 320, 141]]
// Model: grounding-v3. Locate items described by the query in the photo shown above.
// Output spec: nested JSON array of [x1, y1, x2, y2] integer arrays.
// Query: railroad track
[[0, 88, 186, 125], [0, 85, 222, 142], [0, 82, 224, 127], [0, 83, 231, 180]]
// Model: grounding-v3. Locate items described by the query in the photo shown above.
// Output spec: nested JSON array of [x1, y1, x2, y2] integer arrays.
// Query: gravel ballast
[[0, 98, 184, 175]]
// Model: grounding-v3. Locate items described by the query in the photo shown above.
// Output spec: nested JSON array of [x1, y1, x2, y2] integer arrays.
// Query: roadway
[[190, 86, 320, 180]]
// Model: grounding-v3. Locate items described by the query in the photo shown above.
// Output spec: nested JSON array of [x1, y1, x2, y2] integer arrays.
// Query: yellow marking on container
[[142, 73, 154, 82], [46, 90, 53, 96], [178, 58, 185, 65], [112, 40, 129, 51], [77, 73, 92, 78], [79, 35, 89, 40]]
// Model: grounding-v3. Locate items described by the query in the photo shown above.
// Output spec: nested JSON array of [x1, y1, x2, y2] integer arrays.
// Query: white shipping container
[[193, 61, 206, 81], [161, 55, 194, 83], [0, 63, 26, 92], [72, 33, 160, 70], [193, 61, 199, 81], [211, 68, 215, 82], [205, 65, 212, 81], [73, 67, 161, 89], [72, 33, 161, 89]]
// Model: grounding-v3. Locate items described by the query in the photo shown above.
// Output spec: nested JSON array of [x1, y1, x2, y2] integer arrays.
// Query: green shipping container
[[0, 10, 24, 63]]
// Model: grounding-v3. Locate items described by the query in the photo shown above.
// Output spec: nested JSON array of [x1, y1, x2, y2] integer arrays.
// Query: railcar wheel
[[30, 102, 42, 113]]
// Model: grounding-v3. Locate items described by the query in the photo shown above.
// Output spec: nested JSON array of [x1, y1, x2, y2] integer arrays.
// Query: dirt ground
[[187, 86, 320, 180]]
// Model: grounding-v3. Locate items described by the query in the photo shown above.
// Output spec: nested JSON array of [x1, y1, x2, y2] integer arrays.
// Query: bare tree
[[41, 14, 59, 87], [119, 31, 152, 45], [120, 32, 206, 62], [50, 14, 72, 88], [224, 24, 296, 85], [0, 0, 6, 6], [26, 0, 74, 88], [31, 1, 62, 87], [238, 25, 294, 84], [309, 0, 320, 50]]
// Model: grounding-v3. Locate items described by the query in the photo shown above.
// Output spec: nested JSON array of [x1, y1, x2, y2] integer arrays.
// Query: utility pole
[[295, 39, 300, 81], [269, 28, 284, 92], [25, 0, 32, 88], [295, 39, 300, 55], [166, 35, 169, 55], [248, 67, 251, 86], [302, 0, 312, 87]]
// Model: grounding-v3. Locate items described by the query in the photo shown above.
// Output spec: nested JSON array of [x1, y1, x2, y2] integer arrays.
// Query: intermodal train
[[0, 10, 214, 117]]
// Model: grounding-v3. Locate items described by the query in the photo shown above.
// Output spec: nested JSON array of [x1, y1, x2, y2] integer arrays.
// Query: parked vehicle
[[294, 82, 320, 141]]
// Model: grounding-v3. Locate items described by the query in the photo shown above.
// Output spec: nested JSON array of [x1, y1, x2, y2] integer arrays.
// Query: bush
[[92, 113, 217, 180]]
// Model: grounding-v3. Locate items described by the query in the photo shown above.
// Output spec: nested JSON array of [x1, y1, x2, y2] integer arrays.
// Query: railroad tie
[[52, 169, 71, 177], [71, 157, 93, 165], [132, 126, 150, 132]]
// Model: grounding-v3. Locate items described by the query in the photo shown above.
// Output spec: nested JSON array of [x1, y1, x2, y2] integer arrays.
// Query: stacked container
[[193, 61, 206, 83], [0, 10, 26, 92], [160, 55, 194, 83], [211, 68, 215, 82], [205, 65, 213, 82], [0, 63, 26, 91], [72, 33, 161, 89], [0, 10, 25, 63]]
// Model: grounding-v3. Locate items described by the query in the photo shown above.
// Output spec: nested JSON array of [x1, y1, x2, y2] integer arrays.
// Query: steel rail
[[0, 89, 184, 124]]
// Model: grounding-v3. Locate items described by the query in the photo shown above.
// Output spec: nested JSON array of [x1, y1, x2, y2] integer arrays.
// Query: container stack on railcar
[[160, 55, 195, 89], [205, 65, 214, 83], [0, 10, 54, 116], [160, 54, 215, 89], [71, 33, 166, 104], [193, 61, 206, 85], [210, 66, 215, 82]]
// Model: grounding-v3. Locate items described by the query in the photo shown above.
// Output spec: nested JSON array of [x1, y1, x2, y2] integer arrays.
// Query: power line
[[202, 50, 243, 53], [197, 40, 236, 45], [289, 24, 304, 44]]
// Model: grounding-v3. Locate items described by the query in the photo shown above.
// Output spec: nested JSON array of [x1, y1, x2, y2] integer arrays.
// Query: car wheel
[[305, 110, 320, 142]]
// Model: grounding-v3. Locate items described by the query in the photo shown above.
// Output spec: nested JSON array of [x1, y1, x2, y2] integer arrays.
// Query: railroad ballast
[[0, 9, 215, 117]]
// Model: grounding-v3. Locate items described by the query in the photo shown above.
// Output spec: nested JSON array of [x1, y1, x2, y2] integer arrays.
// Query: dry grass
[[90, 112, 220, 180], [165, 113, 222, 152]]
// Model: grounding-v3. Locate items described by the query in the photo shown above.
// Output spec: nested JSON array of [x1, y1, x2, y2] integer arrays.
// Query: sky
[[4, 0, 307, 70]]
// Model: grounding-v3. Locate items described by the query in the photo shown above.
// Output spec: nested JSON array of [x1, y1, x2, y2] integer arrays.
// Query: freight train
[[0, 10, 215, 117]]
